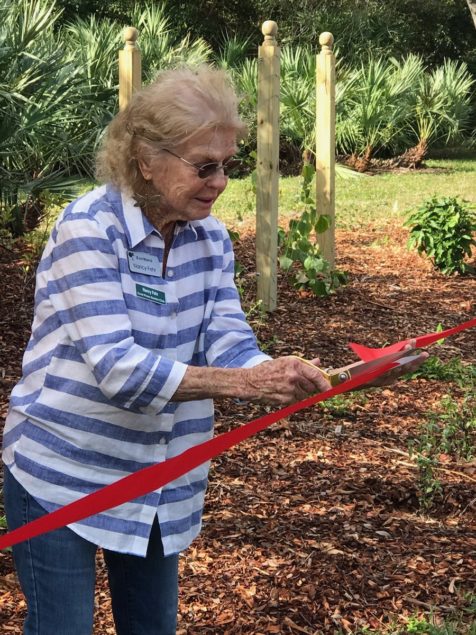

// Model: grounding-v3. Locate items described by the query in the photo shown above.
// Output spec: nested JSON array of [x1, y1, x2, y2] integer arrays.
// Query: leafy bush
[[405, 196, 476, 275], [278, 163, 347, 297], [233, 49, 474, 170], [437, 395, 475, 462], [0, 0, 213, 237], [0, 0, 89, 235], [335, 55, 474, 167]]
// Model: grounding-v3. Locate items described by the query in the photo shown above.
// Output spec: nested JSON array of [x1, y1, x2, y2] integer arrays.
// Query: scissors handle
[[290, 356, 351, 386], [332, 369, 352, 385]]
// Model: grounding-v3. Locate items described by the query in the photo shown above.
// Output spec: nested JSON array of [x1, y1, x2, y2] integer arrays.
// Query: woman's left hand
[[330, 341, 429, 389], [366, 343, 429, 387]]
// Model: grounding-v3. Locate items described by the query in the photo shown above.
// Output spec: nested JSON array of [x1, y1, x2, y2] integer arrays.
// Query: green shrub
[[278, 163, 347, 297], [405, 196, 476, 275]]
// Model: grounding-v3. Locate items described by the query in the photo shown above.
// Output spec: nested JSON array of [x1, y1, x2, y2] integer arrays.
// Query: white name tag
[[127, 251, 161, 276]]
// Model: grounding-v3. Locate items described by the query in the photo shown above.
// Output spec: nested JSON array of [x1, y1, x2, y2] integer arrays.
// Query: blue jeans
[[3, 467, 179, 635]]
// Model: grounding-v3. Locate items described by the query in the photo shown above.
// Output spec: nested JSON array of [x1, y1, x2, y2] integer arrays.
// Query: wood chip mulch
[[0, 221, 475, 634]]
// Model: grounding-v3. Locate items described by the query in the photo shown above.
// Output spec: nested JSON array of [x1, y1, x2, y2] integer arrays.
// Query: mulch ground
[[0, 221, 475, 634]]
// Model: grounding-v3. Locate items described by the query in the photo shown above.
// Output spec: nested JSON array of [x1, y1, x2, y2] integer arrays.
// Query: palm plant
[[62, 16, 121, 89], [385, 54, 426, 154], [225, 57, 257, 165], [214, 32, 253, 70], [410, 60, 475, 164], [336, 56, 424, 167], [128, 4, 211, 83], [335, 55, 475, 169], [0, 0, 91, 235], [229, 47, 316, 170], [335, 56, 420, 170], [279, 46, 316, 155], [61, 17, 121, 176], [230, 57, 257, 109]]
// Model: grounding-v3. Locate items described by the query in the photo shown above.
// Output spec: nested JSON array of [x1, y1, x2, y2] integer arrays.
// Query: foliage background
[[1, 0, 476, 236], [56, 0, 476, 73]]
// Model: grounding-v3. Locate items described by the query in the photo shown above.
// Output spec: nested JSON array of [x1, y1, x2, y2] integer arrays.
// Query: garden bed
[[0, 222, 475, 633]]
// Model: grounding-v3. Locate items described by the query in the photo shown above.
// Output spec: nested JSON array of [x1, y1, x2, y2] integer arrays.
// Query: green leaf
[[279, 255, 294, 271], [309, 279, 328, 296], [316, 214, 331, 233], [227, 229, 240, 242], [302, 163, 315, 183], [295, 271, 310, 285]]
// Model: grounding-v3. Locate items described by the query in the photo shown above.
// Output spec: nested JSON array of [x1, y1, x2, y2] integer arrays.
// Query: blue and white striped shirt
[[2, 185, 269, 556]]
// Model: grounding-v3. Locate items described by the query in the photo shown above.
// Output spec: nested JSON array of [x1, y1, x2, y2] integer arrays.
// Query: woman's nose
[[205, 168, 228, 189]]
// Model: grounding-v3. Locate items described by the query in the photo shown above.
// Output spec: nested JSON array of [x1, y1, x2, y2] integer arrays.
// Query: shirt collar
[[117, 189, 154, 248], [113, 187, 198, 248]]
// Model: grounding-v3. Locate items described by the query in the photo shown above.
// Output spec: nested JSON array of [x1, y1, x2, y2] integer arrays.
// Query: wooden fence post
[[315, 32, 336, 268], [256, 20, 280, 313], [119, 27, 141, 111]]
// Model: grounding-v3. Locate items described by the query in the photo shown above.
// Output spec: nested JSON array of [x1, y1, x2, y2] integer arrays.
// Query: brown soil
[[0, 223, 475, 634]]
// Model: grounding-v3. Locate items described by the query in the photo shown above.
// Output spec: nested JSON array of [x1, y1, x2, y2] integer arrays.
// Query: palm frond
[[214, 32, 253, 70]]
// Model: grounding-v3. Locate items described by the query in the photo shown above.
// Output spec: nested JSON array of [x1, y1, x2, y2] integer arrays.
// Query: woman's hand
[[366, 343, 429, 387], [173, 343, 428, 406], [242, 356, 331, 405]]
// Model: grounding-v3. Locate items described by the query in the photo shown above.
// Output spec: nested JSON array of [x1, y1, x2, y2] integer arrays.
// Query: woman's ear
[[137, 155, 153, 181]]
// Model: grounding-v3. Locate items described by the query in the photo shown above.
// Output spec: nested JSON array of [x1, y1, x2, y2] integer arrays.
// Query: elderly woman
[[2, 66, 332, 634]]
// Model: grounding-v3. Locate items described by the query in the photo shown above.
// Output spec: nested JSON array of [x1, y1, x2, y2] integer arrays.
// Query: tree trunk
[[466, 0, 476, 29], [392, 139, 428, 169], [345, 146, 373, 173]]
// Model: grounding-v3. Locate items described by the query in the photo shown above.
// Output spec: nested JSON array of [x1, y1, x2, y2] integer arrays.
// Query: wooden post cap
[[319, 32, 334, 49], [261, 20, 278, 45], [123, 26, 139, 47]]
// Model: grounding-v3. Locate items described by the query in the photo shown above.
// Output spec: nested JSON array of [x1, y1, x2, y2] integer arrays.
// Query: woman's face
[[137, 126, 237, 228]]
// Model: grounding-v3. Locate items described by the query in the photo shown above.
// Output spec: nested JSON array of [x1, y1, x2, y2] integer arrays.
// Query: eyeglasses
[[163, 148, 241, 179]]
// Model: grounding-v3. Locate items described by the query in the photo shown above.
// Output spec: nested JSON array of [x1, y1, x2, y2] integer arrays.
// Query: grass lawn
[[213, 158, 476, 229]]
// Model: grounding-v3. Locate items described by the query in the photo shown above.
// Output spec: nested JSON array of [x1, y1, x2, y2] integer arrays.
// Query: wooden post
[[256, 20, 280, 312], [466, 0, 476, 29], [119, 27, 141, 111], [315, 32, 336, 268]]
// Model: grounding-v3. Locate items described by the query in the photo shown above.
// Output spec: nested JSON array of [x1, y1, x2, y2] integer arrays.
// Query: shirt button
[[159, 437, 167, 445], [167, 269, 174, 278]]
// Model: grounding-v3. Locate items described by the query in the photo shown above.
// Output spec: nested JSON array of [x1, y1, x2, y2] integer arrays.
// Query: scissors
[[293, 348, 422, 387]]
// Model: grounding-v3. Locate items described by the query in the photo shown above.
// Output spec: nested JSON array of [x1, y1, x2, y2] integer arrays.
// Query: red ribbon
[[0, 361, 396, 551], [349, 316, 476, 361], [0, 317, 474, 551]]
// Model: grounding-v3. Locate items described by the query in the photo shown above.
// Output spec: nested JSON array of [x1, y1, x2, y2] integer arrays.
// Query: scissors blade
[[328, 348, 419, 385]]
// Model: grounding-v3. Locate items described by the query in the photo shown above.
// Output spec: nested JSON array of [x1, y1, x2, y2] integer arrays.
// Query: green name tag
[[136, 283, 166, 304]]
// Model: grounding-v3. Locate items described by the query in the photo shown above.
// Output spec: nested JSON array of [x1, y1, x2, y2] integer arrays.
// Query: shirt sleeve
[[204, 226, 271, 369], [42, 213, 187, 414]]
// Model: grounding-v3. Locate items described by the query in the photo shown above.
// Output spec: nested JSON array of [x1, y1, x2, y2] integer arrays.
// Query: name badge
[[136, 284, 166, 304], [128, 251, 161, 276]]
